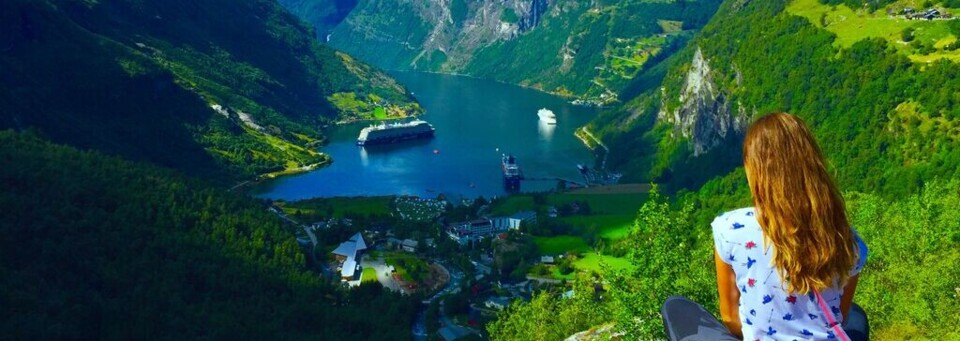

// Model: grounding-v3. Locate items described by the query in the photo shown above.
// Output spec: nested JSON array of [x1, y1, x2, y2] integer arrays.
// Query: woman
[[661, 113, 869, 341]]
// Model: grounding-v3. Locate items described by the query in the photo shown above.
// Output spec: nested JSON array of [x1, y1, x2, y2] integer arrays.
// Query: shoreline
[[388, 70, 614, 108], [334, 114, 413, 126], [230, 158, 332, 193], [259, 159, 331, 180]]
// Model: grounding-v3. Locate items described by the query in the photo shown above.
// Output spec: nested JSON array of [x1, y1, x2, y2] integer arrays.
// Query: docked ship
[[502, 154, 523, 190], [356, 120, 435, 146], [537, 108, 557, 125]]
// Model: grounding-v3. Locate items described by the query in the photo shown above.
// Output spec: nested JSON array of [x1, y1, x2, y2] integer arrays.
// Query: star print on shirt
[[745, 241, 757, 249], [746, 257, 757, 269], [748, 278, 757, 287], [732, 222, 745, 229], [786, 295, 797, 304]]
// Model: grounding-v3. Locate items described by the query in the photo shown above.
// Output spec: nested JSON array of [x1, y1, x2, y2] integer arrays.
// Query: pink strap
[[814, 290, 849, 341]]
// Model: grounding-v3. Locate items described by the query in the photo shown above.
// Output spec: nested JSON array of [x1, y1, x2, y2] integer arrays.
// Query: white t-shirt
[[712, 207, 868, 341]]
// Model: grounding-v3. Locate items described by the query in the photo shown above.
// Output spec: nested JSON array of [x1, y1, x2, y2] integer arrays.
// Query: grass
[[547, 253, 635, 280], [361, 267, 378, 283], [373, 106, 388, 119], [657, 20, 684, 34], [383, 252, 430, 282], [281, 196, 393, 220], [548, 192, 647, 215], [573, 253, 635, 273], [560, 215, 634, 241], [786, 0, 959, 60], [533, 235, 591, 255], [490, 196, 536, 216]]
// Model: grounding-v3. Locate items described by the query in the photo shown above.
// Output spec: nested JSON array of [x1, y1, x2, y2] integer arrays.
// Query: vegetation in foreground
[[490, 181, 960, 340], [0, 131, 417, 339]]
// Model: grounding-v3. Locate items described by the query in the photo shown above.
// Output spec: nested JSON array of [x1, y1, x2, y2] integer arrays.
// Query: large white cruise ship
[[356, 120, 435, 146], [537, 108, 557, 125]]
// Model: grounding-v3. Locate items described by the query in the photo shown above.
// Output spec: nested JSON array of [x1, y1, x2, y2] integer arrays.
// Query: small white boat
[[538, 108, 557, 125]]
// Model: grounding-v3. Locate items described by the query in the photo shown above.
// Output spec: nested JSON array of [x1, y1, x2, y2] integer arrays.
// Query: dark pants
[[661, 296, 869, 341]]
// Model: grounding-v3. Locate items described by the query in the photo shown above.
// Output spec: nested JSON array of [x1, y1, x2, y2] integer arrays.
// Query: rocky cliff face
[[281, 0, 722, 100], [660, 48, 748, 156], [326, 0, 551, 70]]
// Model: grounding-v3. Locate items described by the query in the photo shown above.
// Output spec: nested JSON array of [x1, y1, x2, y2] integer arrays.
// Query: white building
[[332, 232, 367, 279]]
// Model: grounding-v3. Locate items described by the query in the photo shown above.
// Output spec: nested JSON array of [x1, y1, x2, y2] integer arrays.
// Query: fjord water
[[251, 72, 599, 200]]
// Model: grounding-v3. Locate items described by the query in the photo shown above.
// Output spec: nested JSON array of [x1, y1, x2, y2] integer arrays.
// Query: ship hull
[[502, 154, 523, 191], [357, 130, 434, 146]]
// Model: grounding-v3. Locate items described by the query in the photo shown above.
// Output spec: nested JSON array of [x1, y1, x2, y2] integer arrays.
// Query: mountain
[[280, 0, 722, 103], [0, 0, 420, 181], [0, 131, 417, 339], [590, 0, 960, 195]]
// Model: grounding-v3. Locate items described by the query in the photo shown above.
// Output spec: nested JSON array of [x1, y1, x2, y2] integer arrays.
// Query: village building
[[446, 219, 496, 244], [332, 232, 367, 280], [491, 210, 538, 230], [484, 296, 512, 310], [401, 239, 418, 253], [447, 211, 538, 244]]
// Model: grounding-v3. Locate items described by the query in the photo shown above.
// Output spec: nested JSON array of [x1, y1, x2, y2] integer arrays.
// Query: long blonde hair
[[743, 113, 858, 294]]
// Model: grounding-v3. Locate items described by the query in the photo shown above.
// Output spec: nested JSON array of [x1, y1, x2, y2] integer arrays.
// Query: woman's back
[[712, 207, 868, 340]]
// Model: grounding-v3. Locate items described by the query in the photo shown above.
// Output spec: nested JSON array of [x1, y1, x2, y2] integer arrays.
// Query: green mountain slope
[[0, 131, 417, 339], [492, 1, 960, 337], [591, 0, 960, 195], [281, 0, 722, 103], [0, 0, 419, 181]]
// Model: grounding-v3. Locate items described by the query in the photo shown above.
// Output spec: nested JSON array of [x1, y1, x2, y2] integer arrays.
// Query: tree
[[901, 27, 915, 42]]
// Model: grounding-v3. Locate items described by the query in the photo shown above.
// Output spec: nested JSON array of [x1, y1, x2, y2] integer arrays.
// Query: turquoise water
[[251, 72, 599, 200]]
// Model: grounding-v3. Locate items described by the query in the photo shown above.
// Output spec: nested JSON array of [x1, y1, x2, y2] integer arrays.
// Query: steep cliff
[[660, 48, 747, 156], [592, 0, 960, 195], [281, 0, 722, 102]]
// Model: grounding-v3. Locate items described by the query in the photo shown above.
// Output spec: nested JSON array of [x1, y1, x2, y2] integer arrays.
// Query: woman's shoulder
[[711, 207, 759, 233]]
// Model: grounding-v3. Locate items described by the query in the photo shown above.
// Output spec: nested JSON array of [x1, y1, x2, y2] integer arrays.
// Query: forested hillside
[[0, 0, 419, 181], [491, 0, 960, 339], [281, 0, 722, 103], [590, 0, 960, 195], [0, 131, 416, 339]]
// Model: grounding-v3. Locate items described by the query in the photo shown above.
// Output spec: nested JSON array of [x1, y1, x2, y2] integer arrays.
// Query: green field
[[553, 192, 645, 241], [373, 106, 388, 119], [491, 196, 536, 216], [548, 192, 647, 215], [533, 235, 591, 255], [574, 253, 635, 273], [787, 0, 960, 61], [549, 253, 636, 279], [383, 252, 430, 282], [361, 267, 378, 283], [490, 190, 647, 216], [281, 196, 393, 220], [560, 215, 634, 241]]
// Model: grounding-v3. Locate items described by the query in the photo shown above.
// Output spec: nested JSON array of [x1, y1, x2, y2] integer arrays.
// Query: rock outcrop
[[660, 48, 748, 156]]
